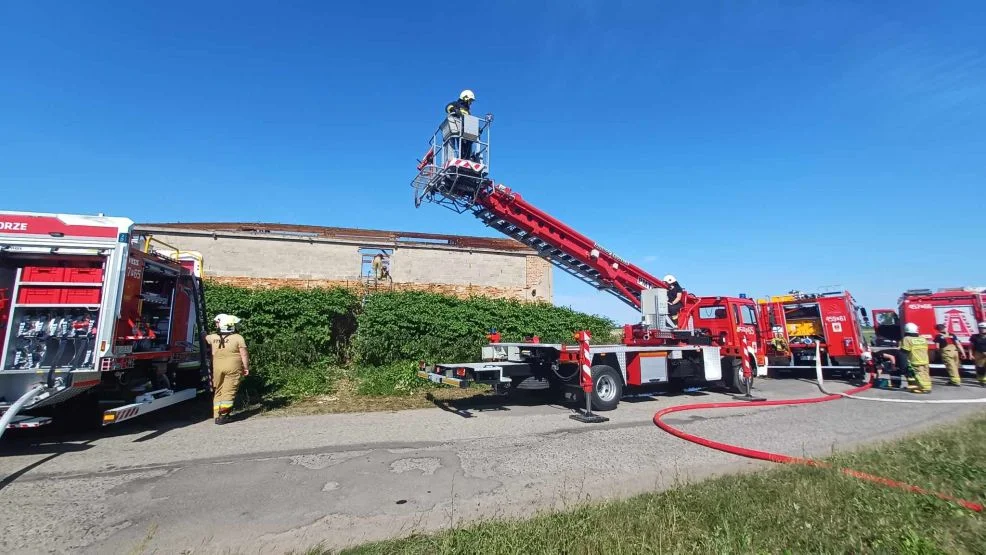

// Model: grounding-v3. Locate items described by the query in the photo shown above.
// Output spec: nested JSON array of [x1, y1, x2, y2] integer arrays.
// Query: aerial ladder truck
[[411, 110, 770, 413]]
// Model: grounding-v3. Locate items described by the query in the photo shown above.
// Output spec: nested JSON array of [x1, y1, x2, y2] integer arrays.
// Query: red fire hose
[[652, 382, 984, 512]]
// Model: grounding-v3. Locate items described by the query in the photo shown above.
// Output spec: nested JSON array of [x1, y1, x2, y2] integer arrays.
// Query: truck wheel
[[589, 365, 622, 411], [723, 357, 750, 395]]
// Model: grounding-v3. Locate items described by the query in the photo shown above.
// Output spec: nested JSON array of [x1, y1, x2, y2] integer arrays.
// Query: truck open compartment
[[124, 259, 179, 353], [1, 256, 104, 373]]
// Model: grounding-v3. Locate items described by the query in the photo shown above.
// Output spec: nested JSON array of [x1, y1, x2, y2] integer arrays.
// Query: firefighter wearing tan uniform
[[207, 314, 250, 425], [934, 323, 967, 386], [900, 322, 931, 393], [972, 322, 986, 386]]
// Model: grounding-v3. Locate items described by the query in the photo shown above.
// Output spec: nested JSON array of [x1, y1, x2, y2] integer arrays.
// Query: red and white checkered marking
[[445, 158, 486, 172], [741, 335, 752, 380], [577, 330, 593, 393], [5, 416, 53, 429]]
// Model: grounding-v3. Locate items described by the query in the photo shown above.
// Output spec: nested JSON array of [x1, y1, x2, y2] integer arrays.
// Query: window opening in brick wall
[[360, 248, 393, 281]]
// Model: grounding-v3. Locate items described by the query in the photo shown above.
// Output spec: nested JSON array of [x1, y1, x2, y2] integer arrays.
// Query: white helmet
[[214, 313, 241, 333], [460, 89, 475, 102], [904, 322, 919, 334], [663, 274, 677, 284], [979, 321, 986, 329]]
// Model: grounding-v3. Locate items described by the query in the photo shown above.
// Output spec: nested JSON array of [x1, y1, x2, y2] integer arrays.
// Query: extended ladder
[[473, 206, 627, 306]]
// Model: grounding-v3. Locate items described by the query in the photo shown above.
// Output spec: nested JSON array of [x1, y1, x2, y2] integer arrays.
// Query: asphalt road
[[2, 375, 985, 554]]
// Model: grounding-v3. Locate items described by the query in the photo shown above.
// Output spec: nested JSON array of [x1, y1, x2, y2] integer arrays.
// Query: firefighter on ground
[[445, 89, 477, 161], [207, 314, 250, 425], [664, 274, 684, 326], [934, 323, 968, 386], [900, 322, 931, 393], [971, 321, 986, 386]]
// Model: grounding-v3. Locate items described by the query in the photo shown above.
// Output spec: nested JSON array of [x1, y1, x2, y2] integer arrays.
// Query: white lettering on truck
[[0, 221, 28, 231]]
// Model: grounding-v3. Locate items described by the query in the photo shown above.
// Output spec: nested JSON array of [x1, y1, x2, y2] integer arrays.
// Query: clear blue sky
[[2, 1, 984, 324]]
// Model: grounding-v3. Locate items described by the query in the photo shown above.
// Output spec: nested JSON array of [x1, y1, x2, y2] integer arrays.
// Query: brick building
[[134, 222, 553, 302]]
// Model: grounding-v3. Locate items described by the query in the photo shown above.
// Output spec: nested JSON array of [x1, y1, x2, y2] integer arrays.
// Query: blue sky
[[2, 1, 984, 324]]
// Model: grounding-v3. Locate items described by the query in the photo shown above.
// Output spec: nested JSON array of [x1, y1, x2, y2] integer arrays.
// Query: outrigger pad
[[570, 410, 609, 424]]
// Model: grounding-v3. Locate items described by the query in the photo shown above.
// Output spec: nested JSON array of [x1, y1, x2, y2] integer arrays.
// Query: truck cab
[[872, 288, 986, 362]]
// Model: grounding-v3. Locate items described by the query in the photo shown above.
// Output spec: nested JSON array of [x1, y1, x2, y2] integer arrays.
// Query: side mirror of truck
[[860, 307, 868, 318]]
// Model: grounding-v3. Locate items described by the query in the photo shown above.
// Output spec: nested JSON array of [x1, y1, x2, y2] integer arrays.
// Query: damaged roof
[[136, 222, 535, 252]]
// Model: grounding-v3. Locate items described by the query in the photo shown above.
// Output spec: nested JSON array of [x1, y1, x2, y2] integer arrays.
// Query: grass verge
[[239, 355, 491, 416], [326, 413, 986, 554]]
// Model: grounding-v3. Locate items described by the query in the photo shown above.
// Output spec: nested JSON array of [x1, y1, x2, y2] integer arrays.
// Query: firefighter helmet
[[663, 274, 677, 284], [459, 89, 475, 102], [979, 321, 986, 329], [214, 313, 241, 333], [904, 322, 919, 334]]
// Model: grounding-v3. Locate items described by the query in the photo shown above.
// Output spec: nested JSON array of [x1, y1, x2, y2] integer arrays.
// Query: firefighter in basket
[[445, 89, 477, 161], [971, 321, 986, 386], [900, 322, 931, 393], [934, 323, 967, 386], [207, 314, 250, 425], [664, 275, 684, 326]]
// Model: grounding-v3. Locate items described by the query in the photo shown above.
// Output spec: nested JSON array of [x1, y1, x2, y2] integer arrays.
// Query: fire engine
[[872, 288, 986, 364], [410, 112, 768, 413], [0, 211, 211, 436], [758, 290, 869, 373]]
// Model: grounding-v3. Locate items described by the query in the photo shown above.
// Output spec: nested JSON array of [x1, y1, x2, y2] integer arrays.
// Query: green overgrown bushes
[[352, 291, 615, 366], [203, 282, 616, 403]]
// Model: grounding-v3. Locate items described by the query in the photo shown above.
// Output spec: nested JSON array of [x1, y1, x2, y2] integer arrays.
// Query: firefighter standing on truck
[[901, 322, 931, 393], [972, 321, 986, 386], [664, 274, 684, 326], [934, 323, 967, 386], [207, 314, 250, 425]]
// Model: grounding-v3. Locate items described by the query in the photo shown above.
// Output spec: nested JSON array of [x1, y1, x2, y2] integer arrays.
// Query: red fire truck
[[758, 290, 869, 372], [0, 211, 211, 436], [410, 113, 769, 412], [872, 288, 986, 364]]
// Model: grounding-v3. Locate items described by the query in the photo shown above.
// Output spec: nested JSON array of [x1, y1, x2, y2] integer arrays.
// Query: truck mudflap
[[101, 387, 197, 426]]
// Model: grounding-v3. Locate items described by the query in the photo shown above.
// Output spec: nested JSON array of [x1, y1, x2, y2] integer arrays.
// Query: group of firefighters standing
[[896, 320, 986, 393]]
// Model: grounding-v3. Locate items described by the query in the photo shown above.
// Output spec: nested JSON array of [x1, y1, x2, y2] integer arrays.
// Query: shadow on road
[[426, 389, 571, 418], [1, 393, 216, 454], [426, 383, 728, 418]]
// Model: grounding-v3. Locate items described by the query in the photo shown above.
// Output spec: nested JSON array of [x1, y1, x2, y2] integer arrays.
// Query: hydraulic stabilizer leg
[[570, 331, 609, 424], [733, 338, 766, 402]]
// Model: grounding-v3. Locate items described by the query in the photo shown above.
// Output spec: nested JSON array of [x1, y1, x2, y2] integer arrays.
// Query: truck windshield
[[740, 305, 758, 325]]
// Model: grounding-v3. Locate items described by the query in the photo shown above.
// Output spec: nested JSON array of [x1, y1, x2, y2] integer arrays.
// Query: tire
[[723, 357, 750, 395], [588, 365, 623, 411]]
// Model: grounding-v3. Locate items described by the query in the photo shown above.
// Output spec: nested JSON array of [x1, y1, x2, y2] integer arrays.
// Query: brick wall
[[136, 226, 553, 302]]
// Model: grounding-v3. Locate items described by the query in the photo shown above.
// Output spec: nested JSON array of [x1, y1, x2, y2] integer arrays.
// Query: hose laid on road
[[814, 353, 986, 405], [652, 361, 984, 512]]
